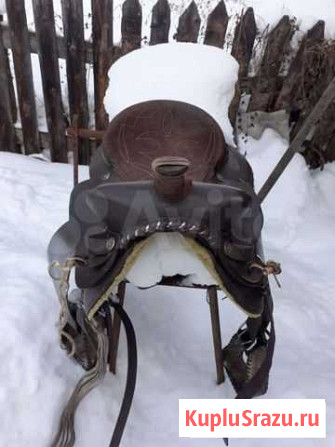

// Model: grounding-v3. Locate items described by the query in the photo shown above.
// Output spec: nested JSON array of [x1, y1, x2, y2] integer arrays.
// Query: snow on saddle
[[48, 44, 278, 447]]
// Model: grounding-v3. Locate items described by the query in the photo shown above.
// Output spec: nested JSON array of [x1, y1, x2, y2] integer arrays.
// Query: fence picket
[[61, 0, 90, 164], [275, 20, 325, 112], [121, 0, 142, 54], [150, 0, 171, 46], [176, 1, 200, 43], [249, 15, 295, 112], [229, 8, 257, 124], [92, 0, 114, 130], [231, 7, 257, 79], [5, 0, 40, 155], [204, 0, 228, 48], [32, 0, 67, 162]]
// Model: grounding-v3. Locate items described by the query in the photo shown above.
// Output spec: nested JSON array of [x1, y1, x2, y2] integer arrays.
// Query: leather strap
[[108, 301, 138, 447]]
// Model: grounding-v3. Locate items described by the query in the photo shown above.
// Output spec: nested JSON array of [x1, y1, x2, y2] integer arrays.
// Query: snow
[[126, 233, 218, 288], [1, 126, 335, 445], [104, 43, 238, 146]]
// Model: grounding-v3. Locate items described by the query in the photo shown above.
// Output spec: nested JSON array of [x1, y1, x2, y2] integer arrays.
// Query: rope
[[51, 322, 108, 447]]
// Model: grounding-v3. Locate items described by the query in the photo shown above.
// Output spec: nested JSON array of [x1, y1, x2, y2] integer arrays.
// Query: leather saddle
[[48, 100, 275, 402]]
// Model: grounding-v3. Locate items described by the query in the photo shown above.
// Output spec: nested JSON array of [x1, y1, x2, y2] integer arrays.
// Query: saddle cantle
[[48, 99, 276, 446]]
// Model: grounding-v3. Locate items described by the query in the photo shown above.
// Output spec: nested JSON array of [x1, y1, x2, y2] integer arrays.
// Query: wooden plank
[[92, 0, 114, 130], [176, 0, 201, 43], [275, 20, 325, 111], [121, 0, 142, 54], [280, 21, 330, 162], [61, 0, 90, 164], [150, 0, 171, 46], [306, 41, 335, 167], [2, 24, 94, 63], [231, 7, 257, 78], [229, 7, 257, 125], [32, 0, 67, 162], [0, 22, 17, 153], [204, 0, 228, 48], [5, 0, 40, 155], [249, 15, 294, 112]]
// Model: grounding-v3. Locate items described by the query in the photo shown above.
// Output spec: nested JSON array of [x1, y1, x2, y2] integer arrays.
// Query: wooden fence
[[0, 0, 334, 167]]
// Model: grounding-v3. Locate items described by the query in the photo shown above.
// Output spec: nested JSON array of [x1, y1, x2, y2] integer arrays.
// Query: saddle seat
[[91, 99, 228, 183]]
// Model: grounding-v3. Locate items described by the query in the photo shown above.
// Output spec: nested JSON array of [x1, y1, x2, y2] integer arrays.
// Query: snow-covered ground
[[1, 127, 335, 446]]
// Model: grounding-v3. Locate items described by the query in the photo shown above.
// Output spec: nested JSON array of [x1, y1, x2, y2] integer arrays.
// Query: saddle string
[[50, 296, 137, 446], [250, 259, 282, 288], [48, 258, 88, 357], [51, 319, 108, 447]]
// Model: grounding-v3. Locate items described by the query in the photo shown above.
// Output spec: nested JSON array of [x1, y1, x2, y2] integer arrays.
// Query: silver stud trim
[[117, 220, 213, 248], [105, 237, 115, 251]]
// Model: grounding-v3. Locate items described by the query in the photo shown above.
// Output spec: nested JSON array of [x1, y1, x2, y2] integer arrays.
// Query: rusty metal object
[[66, 127, 105, 140], [66, 125, 105, 187], [208, 286, 225, 385]]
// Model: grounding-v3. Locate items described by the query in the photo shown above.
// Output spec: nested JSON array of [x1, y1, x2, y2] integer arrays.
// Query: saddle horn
[[152, 156, 192, 202]]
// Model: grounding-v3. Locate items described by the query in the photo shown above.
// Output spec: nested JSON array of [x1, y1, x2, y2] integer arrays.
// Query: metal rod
[[66, 127, 105, 140], [258, 76, 335, 203], [72, 115, 79, 187], [208, 286, 225, 385]]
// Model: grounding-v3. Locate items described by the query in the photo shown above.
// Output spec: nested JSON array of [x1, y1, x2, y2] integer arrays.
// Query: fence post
[[32, 0, 67, 162], [61, 0, 90, 164], [5, 0, 40, 155], [92, 0, 114, 130]]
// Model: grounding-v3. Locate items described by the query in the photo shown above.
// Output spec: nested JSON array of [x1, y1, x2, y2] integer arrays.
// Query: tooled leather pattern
[[103, 100, 226, 182]]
